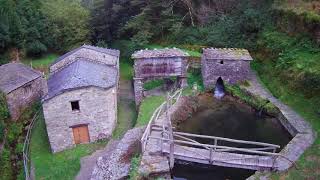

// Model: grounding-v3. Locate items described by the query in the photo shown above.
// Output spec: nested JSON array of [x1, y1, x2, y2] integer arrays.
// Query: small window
[[220, 60, 224, 64], [71, 101, 80, 111]]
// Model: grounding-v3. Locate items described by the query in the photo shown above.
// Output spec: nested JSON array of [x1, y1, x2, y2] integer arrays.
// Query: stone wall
[[6, 76, 47, 120], [202, 58, 250, 89], [133, 57, 188, 106], [50, 48, 119, 74], [43, 86, 117, 153]]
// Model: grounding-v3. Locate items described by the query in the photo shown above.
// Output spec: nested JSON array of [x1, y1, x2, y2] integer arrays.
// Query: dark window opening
[[71, 101, 80, 111], [220, 60, 224, 64]]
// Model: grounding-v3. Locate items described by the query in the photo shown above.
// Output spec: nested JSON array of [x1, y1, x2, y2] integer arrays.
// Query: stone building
[[132, 48, 189, 106], [0, 63, 47, 120], [43, 45, 120, 153], [201, 48, 253, 89]]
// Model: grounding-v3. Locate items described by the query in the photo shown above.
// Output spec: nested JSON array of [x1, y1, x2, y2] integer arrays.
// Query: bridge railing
[[141, 88, 183, 152], [148, 130, 281, 157]]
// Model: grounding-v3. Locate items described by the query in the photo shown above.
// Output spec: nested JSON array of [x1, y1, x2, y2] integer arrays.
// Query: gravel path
[[75, 140, 119, 180], [76, 72, 136, 179]]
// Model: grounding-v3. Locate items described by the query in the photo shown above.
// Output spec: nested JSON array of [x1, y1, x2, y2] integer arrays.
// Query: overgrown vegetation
[[128, 154, 142, 180], [226, 84, 279, 115], [0, 0, 89, 63], [0, 101, 40, 180], [0, 92, 9, 142]]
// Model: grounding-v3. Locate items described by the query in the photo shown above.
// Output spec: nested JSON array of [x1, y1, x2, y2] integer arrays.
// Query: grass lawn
[[135, 96, 165, 127], [22, 54, 59, 75], [30, 112, 107, 180], [253, 62, 320, 179]]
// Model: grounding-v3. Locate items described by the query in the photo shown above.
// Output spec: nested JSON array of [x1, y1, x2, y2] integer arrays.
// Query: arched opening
[[214, 77, 225, 99], [220, 60, 224, 64]]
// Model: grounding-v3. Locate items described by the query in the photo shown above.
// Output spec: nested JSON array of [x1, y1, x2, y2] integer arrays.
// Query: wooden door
[[72, 125, 90, 144]]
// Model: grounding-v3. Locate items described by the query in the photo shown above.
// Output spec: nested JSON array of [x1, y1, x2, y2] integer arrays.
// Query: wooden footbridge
[[141, 89, 287, 171]]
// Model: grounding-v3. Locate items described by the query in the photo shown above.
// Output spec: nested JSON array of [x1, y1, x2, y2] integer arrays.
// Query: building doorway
[[72, 125, 90, 144]]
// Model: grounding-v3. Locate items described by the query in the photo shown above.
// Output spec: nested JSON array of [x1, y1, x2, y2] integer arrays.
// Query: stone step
[[91, 127, 144, 180], [75, 140, 119, 180]]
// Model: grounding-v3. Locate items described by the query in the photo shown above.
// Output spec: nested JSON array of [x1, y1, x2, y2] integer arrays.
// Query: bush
[[0, 120, 4, 142], [26, 41, 48, 57], [0, 92, 9, 121]]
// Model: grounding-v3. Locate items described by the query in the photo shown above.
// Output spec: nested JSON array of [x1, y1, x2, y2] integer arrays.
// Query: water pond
[[172, 93, 292, 179]]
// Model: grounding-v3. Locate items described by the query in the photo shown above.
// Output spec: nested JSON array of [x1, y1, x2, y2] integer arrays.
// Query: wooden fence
[[23, 110, 40, 180], [141, 88, 182, 153], [141, 88, 286, 169]]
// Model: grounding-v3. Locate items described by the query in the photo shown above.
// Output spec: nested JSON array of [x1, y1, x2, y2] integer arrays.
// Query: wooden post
[[209, 148, 213, 164], [167, 93, 175, 169], [214, 139, 217, 151]]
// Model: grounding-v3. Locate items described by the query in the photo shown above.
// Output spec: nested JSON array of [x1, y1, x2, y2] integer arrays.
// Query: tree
[[41, 0, 90, 52]]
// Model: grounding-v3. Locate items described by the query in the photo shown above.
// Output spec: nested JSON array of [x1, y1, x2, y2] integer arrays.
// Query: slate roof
[[0, 63, 42, 94], [52, 45, 120, 66], [132, 48, 189, 59], [45, 59, 118, 101], [202, 48, 253, 61]]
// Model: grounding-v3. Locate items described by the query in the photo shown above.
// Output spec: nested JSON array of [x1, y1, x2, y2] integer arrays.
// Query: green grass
[[112, 61, 137, 139], [22, 54, 59, 76], [253, 61, 320, 179], [128, 154, 142, 180], [113, 100, 137, 139], [119, 61, 134, 81], [30, 113, 107, 180], [135, 96, 165, 127], [143, 79, 164, 90], [23, 54, 58, 68]]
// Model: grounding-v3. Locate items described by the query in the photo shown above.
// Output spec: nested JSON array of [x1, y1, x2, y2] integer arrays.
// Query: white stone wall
[[202, 58, 251, 89], [43, 86, 117, 153], [6, 77, 47, 120], [50, 48, 119, 74]]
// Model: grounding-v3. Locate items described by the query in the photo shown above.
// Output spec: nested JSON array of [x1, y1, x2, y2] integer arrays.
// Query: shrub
[[26, 41, 48, 57]]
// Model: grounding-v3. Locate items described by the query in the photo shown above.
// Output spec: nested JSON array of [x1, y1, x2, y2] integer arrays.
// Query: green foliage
[[128, 154, 142, 180], [0, 0, 50, 56], [0, 92, 10, 121], [187, 68, 204, 92], [42, 0, 90, 52], [0, 92, 9, 142], [0, 101, 39, 179], [257, 29, 320, 96], [143, 79, 164, 91], [226, 84, 279, 115]]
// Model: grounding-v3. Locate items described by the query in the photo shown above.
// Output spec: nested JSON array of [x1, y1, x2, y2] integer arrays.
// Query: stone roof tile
[[52, 45, 120, 66], [132, 48, 189, 59], [45, 59, 118, 101], [203, 48, 253, 61], [0, 63, 42, 94]]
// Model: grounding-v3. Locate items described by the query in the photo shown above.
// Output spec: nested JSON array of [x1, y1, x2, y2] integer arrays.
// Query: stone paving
[[75, 140, 119, 180], [91, 127, 144, 180], [244, 72, 316, 171]]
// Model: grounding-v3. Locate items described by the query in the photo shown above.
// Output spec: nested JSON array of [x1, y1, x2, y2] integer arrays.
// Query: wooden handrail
[[173, 131, 280, 148], [148, 136, 280, 156]]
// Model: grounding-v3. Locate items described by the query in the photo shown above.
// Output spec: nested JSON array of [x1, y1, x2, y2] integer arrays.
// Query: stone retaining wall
[[243, 73, 316, 172]]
